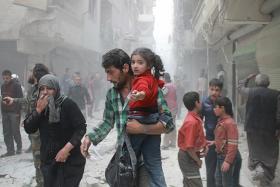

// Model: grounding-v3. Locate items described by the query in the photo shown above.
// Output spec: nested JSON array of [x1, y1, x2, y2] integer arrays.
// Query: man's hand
[[36, 95, 48, 113], [126, 119, 145, 134], [247, 73, 257, 80], [55, 147, 70, 162], [206, 140, 215, 146], [221, 161, 231, 172], [199, 146, 209, 157], [2, 97, 14, 105], [81, 136, 91, 158]]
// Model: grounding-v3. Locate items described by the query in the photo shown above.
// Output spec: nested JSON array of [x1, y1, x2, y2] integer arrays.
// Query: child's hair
[[131, 48, 164, 79], [183, 91, 200, 111], [209, 78, 223, 89], [215, 97, 234, 117]]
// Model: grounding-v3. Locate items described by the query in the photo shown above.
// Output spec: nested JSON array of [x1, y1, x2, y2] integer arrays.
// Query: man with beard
[[1, 70, 23, 157], [81, 48, 174, 186]]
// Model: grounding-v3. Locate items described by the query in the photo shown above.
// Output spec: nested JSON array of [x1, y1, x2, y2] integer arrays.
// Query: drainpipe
[[261, 0, 280, 14]]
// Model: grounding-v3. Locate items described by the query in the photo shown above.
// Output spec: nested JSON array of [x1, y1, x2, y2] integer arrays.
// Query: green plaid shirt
[[87, 87, 174, 145]]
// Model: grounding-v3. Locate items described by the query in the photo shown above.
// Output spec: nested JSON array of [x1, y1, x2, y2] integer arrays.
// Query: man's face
[[105, 66, 127, 89], [209, 86, 221, 100], [74, 76, 81, 85], [2, 75, 11, 84]]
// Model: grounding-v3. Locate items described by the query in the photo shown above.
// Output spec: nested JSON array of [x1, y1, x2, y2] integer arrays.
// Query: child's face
[[195, 100, 202, 112], [209, 86, 221, 100], [131, 54, 149, 76], [213, 105, 224, 117]]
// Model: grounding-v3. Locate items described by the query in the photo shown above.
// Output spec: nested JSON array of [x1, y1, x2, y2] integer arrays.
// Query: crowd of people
[[0, 47, 279, 187]]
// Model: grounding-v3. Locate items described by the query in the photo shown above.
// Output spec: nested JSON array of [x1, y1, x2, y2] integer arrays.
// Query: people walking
[[1, 70, 23, 157], [24, 74, 86, 187], [239, 73, 280, 186]]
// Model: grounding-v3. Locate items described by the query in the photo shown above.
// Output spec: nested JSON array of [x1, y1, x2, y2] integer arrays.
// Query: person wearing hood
[[24, 74, 86, 187]]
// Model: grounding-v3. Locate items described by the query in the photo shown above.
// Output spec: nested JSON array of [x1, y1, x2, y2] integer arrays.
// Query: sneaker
[[0, 152, 15, 158]]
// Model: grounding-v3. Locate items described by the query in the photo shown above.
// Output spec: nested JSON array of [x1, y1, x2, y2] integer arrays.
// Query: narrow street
[[0, 109, 279, 187]]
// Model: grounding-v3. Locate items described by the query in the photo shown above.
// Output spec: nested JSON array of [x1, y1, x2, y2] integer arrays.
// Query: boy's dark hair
[[209, 78, 223, 89], [131, 48, 165, 79], [2, 70, 12, 76], [215, 97, 234, 117], [33, 63, 49, 81], [102, 48, 133, 75], [183, 91, 200, 111]]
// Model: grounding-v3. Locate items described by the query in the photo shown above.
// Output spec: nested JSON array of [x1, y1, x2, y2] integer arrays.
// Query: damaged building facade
[[0, 0, 156, 87], [173, 0, 280, 123]]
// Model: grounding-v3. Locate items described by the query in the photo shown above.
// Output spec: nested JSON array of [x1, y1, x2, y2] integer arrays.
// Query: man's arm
[[126, 89, 174, 135], [238, 74, 256, 97], [86, 91, 115, 145]]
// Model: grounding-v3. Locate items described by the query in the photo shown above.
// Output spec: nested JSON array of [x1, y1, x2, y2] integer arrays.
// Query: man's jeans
[[2, 112, 22, 153], [215, 150, 242, 187], [205, 145, 217, 187], [129, 112, 166, 187]]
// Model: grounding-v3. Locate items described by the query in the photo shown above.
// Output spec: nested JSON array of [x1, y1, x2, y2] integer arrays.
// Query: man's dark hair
[[215, 97, 234, 117], [2, 70, 12, 77], [102, 48, 133, 75], [209, 78, 223, 89], [183, 91, 200, 111], [33, 63, 49, 81]]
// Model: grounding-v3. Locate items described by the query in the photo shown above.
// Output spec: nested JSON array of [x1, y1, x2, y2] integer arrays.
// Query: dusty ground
[[0, 109, 279, 187]]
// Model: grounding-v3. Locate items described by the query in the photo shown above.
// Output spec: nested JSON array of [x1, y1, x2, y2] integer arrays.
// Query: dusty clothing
[[215, 151, 242, 187], [239, 78, 280, 183], [13, 83, 43, 186], [2, 113, 21, 153], [1, 79, 23, 113], [247, 131, 279, 181], [162, 82, 178, 114], [24, 98, 86, 187], [162, 82, 178, 148], [178, 112, 206, 187], [68, 84, 91, 110], [214, 115, 241, 187], [201, 97, 218, 141], [178, 150, 203, 187], [214, 116, 238, 164], [178, 112, 206, 151], [1, 79, 23, 154], [238, 79, 280, 132]]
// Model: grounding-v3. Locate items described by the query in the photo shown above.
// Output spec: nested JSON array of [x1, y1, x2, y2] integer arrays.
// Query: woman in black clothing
[[24, 74, 86, 187]]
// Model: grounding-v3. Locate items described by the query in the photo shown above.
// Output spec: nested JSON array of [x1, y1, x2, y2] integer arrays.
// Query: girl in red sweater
[[128, 48, 167, 187], [128, 47, 165, 124]]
